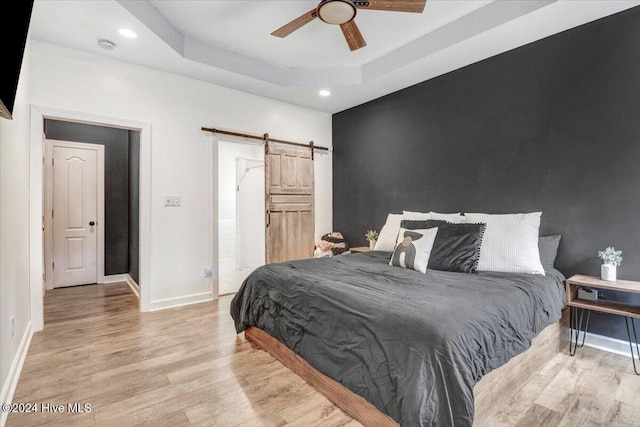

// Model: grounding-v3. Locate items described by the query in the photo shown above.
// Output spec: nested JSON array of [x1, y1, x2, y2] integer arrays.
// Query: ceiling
[[30, 0, 640, 113]]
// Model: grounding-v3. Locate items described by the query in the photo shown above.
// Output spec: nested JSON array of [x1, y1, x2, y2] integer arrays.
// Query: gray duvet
[[230, 251, 565, 426]]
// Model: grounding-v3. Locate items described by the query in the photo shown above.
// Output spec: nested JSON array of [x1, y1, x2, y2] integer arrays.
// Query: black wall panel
[[333, 7, 640, 339], [128, 130, 140, 284]]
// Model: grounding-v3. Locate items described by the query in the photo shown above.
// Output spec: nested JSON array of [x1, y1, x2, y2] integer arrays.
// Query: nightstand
[[566, 274, 640, 374], [350, 246, 371, 254]]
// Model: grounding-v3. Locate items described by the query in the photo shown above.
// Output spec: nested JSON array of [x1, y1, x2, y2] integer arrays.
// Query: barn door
[[265, 143, 314, 263]]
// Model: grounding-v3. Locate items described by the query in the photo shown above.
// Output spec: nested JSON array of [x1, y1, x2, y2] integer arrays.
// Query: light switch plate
[[165, 196, 181, 207]]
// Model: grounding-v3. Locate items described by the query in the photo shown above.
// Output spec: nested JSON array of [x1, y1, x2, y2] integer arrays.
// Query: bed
[[230, 251, 568, 426]]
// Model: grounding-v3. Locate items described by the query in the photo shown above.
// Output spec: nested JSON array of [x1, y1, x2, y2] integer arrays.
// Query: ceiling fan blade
[[340, 20, 366, 51], [271, 9, 318, 38], [357, 0, 426, 13]]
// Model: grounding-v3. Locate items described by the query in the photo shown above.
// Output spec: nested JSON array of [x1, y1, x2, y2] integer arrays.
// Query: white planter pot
[[601, 263, 617, 281], [369, 240, 376, 250]]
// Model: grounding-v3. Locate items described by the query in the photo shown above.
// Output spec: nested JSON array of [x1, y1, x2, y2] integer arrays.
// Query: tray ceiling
[[30, 0, 640, 113]]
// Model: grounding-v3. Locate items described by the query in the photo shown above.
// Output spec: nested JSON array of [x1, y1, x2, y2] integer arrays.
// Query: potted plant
[[597, 247, 622, 281], [365, 230, 379, 250]]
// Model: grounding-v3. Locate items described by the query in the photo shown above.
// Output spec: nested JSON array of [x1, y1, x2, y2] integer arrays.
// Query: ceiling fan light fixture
[[317, 0, 356, 25]]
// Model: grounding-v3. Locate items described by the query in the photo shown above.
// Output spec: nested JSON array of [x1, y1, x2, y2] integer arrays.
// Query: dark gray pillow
[[401, 219, 486, 273], [539, 235, 561, 270]]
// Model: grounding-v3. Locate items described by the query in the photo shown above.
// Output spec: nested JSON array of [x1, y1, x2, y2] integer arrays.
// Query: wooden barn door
[[265, 142, 314, 263]]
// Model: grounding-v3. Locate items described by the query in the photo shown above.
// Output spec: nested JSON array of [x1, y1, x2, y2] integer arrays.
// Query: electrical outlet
[[164, 196, 181, 207], [10, 316, 15, 338], [204, 266, 214, 278]]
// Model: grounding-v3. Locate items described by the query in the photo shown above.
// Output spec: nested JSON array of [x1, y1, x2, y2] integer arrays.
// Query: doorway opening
[[217, 139, 265, 295], [43, 120, 140, 302]]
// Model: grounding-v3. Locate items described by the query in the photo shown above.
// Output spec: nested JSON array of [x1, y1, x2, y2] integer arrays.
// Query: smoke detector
[[97, 39, 116, 50]]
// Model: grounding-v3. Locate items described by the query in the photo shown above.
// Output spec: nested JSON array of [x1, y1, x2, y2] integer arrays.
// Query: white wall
[[236, 158, 265, 270], [0, 38, 33, 421], [218, 141, 263, 221], [30, 41, 332, 307], [217, 141, 264, 264]]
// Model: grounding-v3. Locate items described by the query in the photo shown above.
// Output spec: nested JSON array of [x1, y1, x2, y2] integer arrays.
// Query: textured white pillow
[[402, 210, 431, 220], [389, 228, 439, 274], [403, 211, 465, 223], [430, 212, 465, 223], [465, 212, 545, 275], [374, 214, 403, 252]]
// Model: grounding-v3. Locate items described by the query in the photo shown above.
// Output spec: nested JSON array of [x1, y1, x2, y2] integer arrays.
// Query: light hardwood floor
[[7, 283, 640, 426]]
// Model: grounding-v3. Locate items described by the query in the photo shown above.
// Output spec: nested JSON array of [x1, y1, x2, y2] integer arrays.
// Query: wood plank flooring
[[7, 283, 640, 426]]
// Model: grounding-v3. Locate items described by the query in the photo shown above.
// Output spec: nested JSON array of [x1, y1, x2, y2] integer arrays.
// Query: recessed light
[[319, 89, 331, 97], [119, 28, 138, 39]]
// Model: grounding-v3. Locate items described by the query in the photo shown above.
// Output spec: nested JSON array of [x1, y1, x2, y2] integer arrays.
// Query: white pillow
[[465, 212, 545, 275], [402, 210, 431, 220], [374, 214, 403, 252], [403, 211, 465, 223], [430, 212, 465, 223], [389, 228, 439, 274]]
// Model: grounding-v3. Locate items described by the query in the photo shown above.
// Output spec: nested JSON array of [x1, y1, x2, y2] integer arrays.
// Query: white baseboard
[[1, 321, 33, 427], [103, 274, 139, 299], [149, 291, 213, 311], [583, 331, 639, 358], [102, 274, 129, 284], [125, 274, 140, 299]]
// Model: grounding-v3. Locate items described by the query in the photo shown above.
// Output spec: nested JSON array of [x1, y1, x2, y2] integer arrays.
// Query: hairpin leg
[[570, 306, 577, 356], [570, 307, 590, 356], [624, 316, 640, 375], [578, 309, 590, 348]]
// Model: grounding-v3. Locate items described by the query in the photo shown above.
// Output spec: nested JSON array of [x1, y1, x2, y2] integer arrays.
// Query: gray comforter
[[230, 251, 565, 426]]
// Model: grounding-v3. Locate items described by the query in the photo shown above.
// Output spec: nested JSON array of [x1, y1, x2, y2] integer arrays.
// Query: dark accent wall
[[128, 131, 140, 284], [44, 120, 140, 280], [333, 7, 640, 340]]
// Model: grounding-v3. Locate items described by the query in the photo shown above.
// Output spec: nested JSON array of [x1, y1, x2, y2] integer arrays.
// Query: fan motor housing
[[317, 0, 357, 25]]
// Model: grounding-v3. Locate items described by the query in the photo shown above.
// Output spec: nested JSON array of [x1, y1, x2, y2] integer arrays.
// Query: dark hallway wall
[[128, 130, 140, 284]]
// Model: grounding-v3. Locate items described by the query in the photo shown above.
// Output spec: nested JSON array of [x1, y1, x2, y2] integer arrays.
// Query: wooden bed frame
[[244, 307, 569, 427]]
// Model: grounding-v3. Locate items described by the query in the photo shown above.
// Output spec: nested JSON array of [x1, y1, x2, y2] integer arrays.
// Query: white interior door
[[52, 144, 100, 287]]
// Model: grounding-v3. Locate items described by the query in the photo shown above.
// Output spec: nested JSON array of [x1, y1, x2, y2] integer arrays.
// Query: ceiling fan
[[271, 0, 427, 51]]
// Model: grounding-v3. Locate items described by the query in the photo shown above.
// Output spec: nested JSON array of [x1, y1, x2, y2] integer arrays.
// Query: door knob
[[89, 221, 95, 226]]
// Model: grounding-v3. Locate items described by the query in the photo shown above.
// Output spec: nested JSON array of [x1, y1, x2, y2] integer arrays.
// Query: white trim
[[210, 135, 219, 298], [44, 140, 105, 288], [0, 322, 33, 427], [29, 108, 45, 331], [103, 274, 140, 298], [103, 274, 129, 284], [43, 140, 52, 290], [583, 331, 640, 358], [126, 274, 140, 298], [149, 291, 213, 311], [30, 105, 153, 332]]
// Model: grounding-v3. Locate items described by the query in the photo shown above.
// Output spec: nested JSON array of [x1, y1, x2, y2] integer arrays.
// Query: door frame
[[44, 140, 105, 289], [30, 106, 152, 331]]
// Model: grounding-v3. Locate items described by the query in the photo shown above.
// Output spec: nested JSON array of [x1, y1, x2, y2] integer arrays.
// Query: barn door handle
[[89, 221, 95, 226], [266, 210, 270, 228]]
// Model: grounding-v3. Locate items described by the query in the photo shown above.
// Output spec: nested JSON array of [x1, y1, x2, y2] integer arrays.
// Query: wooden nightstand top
[[566, 274, 640, 294], [350, 246, 371, 253], [566, 274, 640, 319]]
